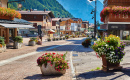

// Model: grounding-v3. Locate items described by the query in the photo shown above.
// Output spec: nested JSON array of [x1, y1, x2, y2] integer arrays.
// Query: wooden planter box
[[14, 42, 22, 49], [40, 63, 66, 76], [0, 15, 14, 20], [28, 41, 36, 46], [101, 55, 122, 72]]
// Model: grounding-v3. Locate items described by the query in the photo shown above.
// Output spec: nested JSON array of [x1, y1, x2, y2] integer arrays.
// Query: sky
[[88, 0, 103, 4]]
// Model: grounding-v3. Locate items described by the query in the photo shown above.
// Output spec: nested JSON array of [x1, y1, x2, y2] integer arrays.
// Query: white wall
[[71, 23, 78, 31], [60, 26, 65, 30]]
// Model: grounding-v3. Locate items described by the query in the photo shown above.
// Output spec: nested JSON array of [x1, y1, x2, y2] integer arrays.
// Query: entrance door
[[9, 29, 14, 40]]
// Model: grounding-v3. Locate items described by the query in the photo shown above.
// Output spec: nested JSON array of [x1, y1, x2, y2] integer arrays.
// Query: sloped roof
[[19, 10, 55, 18], [0, 18, 32, 24], [52, 18, 61, 21], [61, 18, 70, 21]]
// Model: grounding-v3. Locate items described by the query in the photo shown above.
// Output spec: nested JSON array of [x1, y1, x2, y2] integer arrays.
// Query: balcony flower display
[[0, 7, 21, 20], [92, 34, 126, 71], [100, 6, 130, 22], [37, 52, 69, 75]]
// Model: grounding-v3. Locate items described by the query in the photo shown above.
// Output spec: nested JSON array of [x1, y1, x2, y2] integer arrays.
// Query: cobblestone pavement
[[73, 45, 130, 80], [0, 37, 86, 80]]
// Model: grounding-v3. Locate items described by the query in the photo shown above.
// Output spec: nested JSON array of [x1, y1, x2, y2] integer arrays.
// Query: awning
[[49, 29, 55, 32], [0, 23, 34, 28], [100, 22, 130, 30]]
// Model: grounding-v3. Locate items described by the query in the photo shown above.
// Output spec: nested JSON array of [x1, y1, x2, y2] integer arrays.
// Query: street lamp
[[7, 0, 25, 8], [90, 0, 97, 39]]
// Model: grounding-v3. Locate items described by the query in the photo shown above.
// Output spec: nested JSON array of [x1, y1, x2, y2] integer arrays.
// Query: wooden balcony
[[104, 12, 130, 23], [104, 0, 130, 7]]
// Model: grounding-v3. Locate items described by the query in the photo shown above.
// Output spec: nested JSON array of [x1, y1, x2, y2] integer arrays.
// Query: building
[[60, 18, 73, 35], [52, 18, 61, 37], [82, 21, 89, 33], [0, 0, 8, 8], [100, 0, 130, 40], [19, 10, 55, 36], [0, 0, 33, 45], [71, 18, 82, 35]]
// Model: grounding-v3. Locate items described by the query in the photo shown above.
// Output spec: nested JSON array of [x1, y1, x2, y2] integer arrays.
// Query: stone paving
[[72, 45, 130, 80], [0, 37, 86, 80]]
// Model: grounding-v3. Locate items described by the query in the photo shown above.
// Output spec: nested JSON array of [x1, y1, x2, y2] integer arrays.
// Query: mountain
[[8, 0, 74, 18], [56, 0, 103, 23]]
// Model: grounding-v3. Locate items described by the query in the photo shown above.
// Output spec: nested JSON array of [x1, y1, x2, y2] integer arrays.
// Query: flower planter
[[40, 63, 66, 76], [0, 15, 14, 20], [28, 41, 36, 46], [2, 45, 6, 52], [101, 55, 122, 72], [14, 42, 22, 49], [37, 41, 42, 45]]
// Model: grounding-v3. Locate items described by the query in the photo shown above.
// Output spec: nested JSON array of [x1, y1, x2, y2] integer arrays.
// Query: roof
[[71, 18, 82, 21], [19, 10, 55, 18], [105, 22, 130, 24], [19, 11, 51, 14], [61, 18, 70, 21], [82, 21, 89, 24], [52, 18, 61, 21], [0, 23, 34, 28], [0, 18, 32, 24]]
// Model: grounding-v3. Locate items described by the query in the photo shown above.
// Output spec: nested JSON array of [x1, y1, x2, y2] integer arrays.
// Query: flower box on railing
[[0, 7, 21, 20]]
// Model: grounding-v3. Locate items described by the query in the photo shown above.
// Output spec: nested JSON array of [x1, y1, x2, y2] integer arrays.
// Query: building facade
[[100, 0, 130, 40], [19, 10, 55, 36]]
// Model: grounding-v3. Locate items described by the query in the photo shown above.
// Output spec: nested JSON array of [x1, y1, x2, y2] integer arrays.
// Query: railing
[[104, 0, 130, 7], [105, 12, 130, 23]]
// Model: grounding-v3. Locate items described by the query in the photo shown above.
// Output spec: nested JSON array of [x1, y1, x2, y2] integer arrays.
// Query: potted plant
[[0, 37, 6, 52], [63, 37, 65, 40], [13, 36, 23, 49], [60, 37, 62, 40], [65, 35, 69, 39], [52, 38, 56, 41], [82, 38, 91, 48], [28, 37, 37, 46], [47, 38, 51, 42], [92, 34, 126, 71], [56, 38, 59, 41], [37, 52, 69, 75]]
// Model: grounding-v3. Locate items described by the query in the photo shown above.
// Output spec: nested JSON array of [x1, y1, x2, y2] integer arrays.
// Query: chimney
[[30, 9, 33, 12], [44, 9, 46, 12]]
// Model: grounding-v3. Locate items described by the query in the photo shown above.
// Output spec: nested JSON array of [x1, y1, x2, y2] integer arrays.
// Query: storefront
[[100, 22, 130, 40], [0, 18, 33, 44]]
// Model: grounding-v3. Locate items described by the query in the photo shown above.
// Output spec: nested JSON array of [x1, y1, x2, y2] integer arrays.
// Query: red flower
[[107, 41, 110, 43], [45, 53, 48, 55], [53, 53, 56, 55]]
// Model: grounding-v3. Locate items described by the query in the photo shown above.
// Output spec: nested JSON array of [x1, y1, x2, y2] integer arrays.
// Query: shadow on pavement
[[76, 68, 130, 80], [24, 74, 63, 79], [36, 45, 94, 52]]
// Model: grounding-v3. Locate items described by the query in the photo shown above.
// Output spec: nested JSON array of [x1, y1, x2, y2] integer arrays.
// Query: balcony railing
[[104, 0, 130, 7], [105, 12, 130, 23]]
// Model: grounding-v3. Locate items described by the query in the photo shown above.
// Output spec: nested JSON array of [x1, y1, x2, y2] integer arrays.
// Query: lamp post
[[90, 0, 97, 39], [7, 0, 25, 8]]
